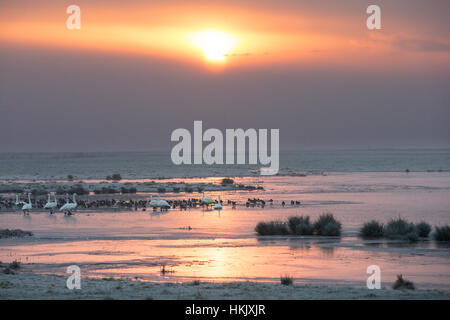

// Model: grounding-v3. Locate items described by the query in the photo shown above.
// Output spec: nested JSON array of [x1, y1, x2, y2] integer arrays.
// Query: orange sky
[[1, 1, 449, 151], [1, 1, 449, 70]]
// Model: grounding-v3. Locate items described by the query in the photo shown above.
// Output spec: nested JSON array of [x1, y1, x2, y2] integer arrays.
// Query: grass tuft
[[433, 226, 450, 241], [120, 187, 137, 194], [287, 216, 314, 235], [0, 229, 33, 239], [384, 218, 418, 242], [3, 267, 15, 275], [392, 275, 415, 290], [8, 260, 21, 270], [221, 178, 234, 185], [415, 222, 431, 238], [255, 221, 289, 236], [360, 220, 384, 238], [106, 174, 122, 181], [256, 214, 341, 236], [280, 275, 294, 286], [93, 187, 118, 194], [313, 213, 342, 236]]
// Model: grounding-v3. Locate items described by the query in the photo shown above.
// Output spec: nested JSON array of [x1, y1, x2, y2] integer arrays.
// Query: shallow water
[[1, 173, 449, 289]]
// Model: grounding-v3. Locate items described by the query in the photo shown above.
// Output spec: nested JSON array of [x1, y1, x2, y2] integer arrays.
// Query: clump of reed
[[106, 174, 122, 181], [359, 220, 384, 238], [313, 213, 342, 236], [0, 229, 33, 239], [56, 184, 89, 195], [433, 226, 450, 241], [256, 214, 341, 236], [359, 219, 433, 242], [384, 218, 419, 242], [416, 222, 431, 238], [255, 221, 289, 235], [288, 216, 314, 235], [392, 275, 415, 290], [280, 275, 294, 286], [8, 260, 21, 270], [3, 268, 15, 275], [120, 187, 137, 194], [221, 178, 234, 185], [94, 187, 118, 194]]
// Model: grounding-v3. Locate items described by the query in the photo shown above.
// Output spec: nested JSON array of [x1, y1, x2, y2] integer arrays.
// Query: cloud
[[225, 52, 253, 57], [392, 36, 450, 52], [364, 32, 450, 53]]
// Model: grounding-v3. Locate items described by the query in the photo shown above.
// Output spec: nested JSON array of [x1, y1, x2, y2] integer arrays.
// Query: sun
[[187, 30, 238, 62]]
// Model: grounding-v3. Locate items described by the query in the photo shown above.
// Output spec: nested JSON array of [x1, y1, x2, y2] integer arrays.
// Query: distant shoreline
[[1, 149, 449, 180]]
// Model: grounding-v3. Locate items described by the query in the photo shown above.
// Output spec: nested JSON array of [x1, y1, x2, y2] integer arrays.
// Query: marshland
[[1, 151, 450, 299], [0, 151, 450, 299]]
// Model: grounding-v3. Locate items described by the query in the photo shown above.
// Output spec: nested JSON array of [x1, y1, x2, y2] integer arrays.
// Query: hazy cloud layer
[[0, 1, 449, 152]]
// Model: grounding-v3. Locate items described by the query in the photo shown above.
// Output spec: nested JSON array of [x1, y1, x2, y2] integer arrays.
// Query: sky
[[0, 0, 449, 152]]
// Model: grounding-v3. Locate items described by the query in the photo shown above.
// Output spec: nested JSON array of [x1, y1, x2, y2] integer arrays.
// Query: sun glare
[[187, 30, 238, 62]]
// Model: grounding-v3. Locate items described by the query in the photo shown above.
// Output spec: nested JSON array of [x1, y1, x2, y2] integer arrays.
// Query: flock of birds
[[12, 191, 226, 215], [8, 191, 303, 216], [15, 193, 78, 215]]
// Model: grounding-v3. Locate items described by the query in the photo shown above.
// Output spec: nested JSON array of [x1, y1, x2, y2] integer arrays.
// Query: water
[[0, 149, 449, 180], [1, 173, 449, 289]]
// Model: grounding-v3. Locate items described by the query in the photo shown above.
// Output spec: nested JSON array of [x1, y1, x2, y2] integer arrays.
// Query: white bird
[[201, 192, 215, 207], [59, 193, 77, 215], [156, 194, 170, 211], [15, 194, 25, 206], [21, 193, 32, 215], [59, 197, 70, 211], [148, 195, 159, 208], [44, 193, 58, 214], [213, 195, 223, 210]]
